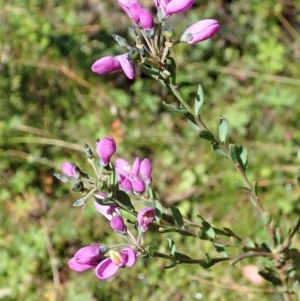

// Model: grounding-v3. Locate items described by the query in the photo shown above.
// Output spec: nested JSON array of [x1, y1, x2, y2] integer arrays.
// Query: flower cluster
[[91, 0, 219, 79], [54, 136, 156, 280], [68, 206, 156, 279]]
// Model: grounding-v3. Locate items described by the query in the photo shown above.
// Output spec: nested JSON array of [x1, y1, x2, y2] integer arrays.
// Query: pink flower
[[117, 0, 142, 24], [94, 193, 121, 221], [95, 248, 137, 279], [154, 0, 194, 18], [115, 157, 152, 194], [91, 55, 134, 80], [96, 136, 117, 166], [110, 215, 127, 234], [68, 244, 106, 272], [180, 19, 219, 44], [117, 0, 154, 31], [140, 158, 152, 184], [61, 162, 79, 178], [137, 207, 156, 232]]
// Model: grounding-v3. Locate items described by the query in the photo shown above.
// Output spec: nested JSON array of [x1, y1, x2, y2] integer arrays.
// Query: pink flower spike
[[68, 244, 106, 272], [165, 0, 194, 16], [115, 55, 135, 80], [140, 158, 152, 179], [137, 207, 156, 232], [96, 137, 116, 166], [91, 56, 121, 75], [95, 248, 137, 280], [180, 19, 219, 44], [110, 215, 127, 234]]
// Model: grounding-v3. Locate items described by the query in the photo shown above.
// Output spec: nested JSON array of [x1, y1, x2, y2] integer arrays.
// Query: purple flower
[[96, 137, 117, 166], [180, 19, 219, 44], [91, 55, 134, 80], [110, 215, 127, 234], [118, 0, 142, 24], [117, 0, 154, 31], [154, 0, 194, 18], [139, 8, 155, 31], [61, 162, 79, 179], [94, 193, 121, 221], [95, 248, 137, 280], [115, 157, 151, 194], [68, 244, 106, 272], [137, 207, 156, 232], [140, 158, 152, 184]]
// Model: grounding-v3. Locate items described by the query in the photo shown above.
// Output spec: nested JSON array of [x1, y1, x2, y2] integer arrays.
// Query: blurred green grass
[[1, 0, 300, 300]]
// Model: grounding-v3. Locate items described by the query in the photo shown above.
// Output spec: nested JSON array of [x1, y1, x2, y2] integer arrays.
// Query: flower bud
[[111, 34, 129, 48], [140, 158, 152, 179], [91, 56, 122, 75], [180, 19, 219, 44], [96, 137, 116, 166], [137, 207, 156, 232], [68, 244, 106, 272], [110, 215, 127, 234], [154, 0, 194, 19]]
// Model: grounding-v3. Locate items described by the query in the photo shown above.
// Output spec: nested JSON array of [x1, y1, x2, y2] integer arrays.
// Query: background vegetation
[[1, 0, 300, 300]]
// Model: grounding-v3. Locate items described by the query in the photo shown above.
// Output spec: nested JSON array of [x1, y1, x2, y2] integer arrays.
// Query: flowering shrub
[[52, 0, 300, 300]]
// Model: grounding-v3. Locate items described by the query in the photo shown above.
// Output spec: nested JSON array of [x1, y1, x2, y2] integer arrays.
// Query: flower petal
[[121, 247, 137, 267], [95, 258, 120, 280], [115, 55, 135, 80], [91, 56, 121, 74], [96, 136, 116, 166]]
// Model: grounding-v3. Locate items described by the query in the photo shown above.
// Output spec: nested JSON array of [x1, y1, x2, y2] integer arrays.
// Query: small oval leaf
[[219, 116, 228, 143], [195, 84, 204, 115], [198, 129, 215, 141]]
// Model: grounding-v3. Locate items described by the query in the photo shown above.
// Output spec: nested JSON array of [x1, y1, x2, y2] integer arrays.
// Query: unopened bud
[[72, 181, 84, 192], [111, 34, 129, 48], [128, 27, 137, 40], [53, 172, 71, 183], [162, 26, 174, 39], [84, 143, 93, 159]]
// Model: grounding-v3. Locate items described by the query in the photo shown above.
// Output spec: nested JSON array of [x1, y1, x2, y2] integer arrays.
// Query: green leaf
[[154, 200, 163, 221], [166, 57, 176, 85], [297, 149, 300, 163], [297, 175, 300, 187], [159, 227, 176, 233], [115, 190, 135, 211], [198, 219, 216, 240], [213, 243, 228, 257], [174, 252, 191, 260], [198, 129, 215, 141], [170, 206, 184, 228], [139, 64, 164, 80], [167, 237, 176, 255], [245, 237, 255, 248], [194, 84, 204, 115], [229, 144, 248, 171], [162, 101, 188, 113], [211, 142, 227, 157], [164, 261, 180, 269], [218, 116, 228, 143]]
